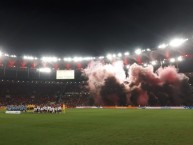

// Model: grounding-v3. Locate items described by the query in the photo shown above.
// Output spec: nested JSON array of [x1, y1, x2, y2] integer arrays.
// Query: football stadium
[[1, 1, 193, 145], [0, 36, 193, 145]]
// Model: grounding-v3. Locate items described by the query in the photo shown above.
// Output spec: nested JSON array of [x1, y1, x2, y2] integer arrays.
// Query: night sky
[[0, 0, 193, 57]]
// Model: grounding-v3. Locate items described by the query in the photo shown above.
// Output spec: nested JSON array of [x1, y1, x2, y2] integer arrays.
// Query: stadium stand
[[0, 41, 193, 108], [0, 80, 91, 107]]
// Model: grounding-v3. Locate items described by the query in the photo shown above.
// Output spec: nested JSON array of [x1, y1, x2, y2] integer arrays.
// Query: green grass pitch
[[0, 109, 193, 145]]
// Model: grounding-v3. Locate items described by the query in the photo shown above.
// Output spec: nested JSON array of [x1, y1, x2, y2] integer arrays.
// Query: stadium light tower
[[169, 38, 188, 47]]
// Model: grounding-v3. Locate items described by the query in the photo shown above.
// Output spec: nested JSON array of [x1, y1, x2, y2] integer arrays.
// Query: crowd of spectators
[[0, 80, 91, 107]]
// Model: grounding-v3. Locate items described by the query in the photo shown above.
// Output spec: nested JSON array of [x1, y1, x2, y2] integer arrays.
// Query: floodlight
[[151, 61, 157, 65], [158, 43, 168, 49], [23, 56, 34, 60], [124, 52, 129, 56], [4, 53, 9, 57], [83, 57, 90, 61], [38, 67, 51, 73], [99, 56, 104, 59], [73, 57, 83, 62], [64, 57, 72, 62], [126, 65, 130, 69], [146, 48, 151, 51], [79, 57, 83, 61], [112, 54, 116, 58], [135, 48, 142, 55], [169, 38, 188, 47], [143, 63, 148, 67], [170, 58, 176, 63], [0, 51, 2, 56], [106, 54, 112, 60], [10, 55, 17, 58], [117, 53, 122, 57], [177, 56, 183, 61], [41, 57, 58, 62], [73, 57, 78, 62], [68, 57, 72, 62]]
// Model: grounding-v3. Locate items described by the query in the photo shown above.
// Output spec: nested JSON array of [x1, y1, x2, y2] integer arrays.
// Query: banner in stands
[[56, 70, 75, 79], [5, 111, 21, 114]]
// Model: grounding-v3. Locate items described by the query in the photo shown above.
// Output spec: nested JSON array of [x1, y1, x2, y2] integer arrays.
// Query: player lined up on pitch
[[33, 104, 63, 113]]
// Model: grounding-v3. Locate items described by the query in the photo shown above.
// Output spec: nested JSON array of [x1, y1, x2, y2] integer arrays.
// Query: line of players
[[34, 104, 63, 113]]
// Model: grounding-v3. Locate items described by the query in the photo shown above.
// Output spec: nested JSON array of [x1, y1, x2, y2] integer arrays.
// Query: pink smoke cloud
[[83, 60, 192, 106]]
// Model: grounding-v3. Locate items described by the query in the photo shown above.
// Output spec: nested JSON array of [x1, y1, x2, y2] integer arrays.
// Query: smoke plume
[[83, 60, 193, 106]]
